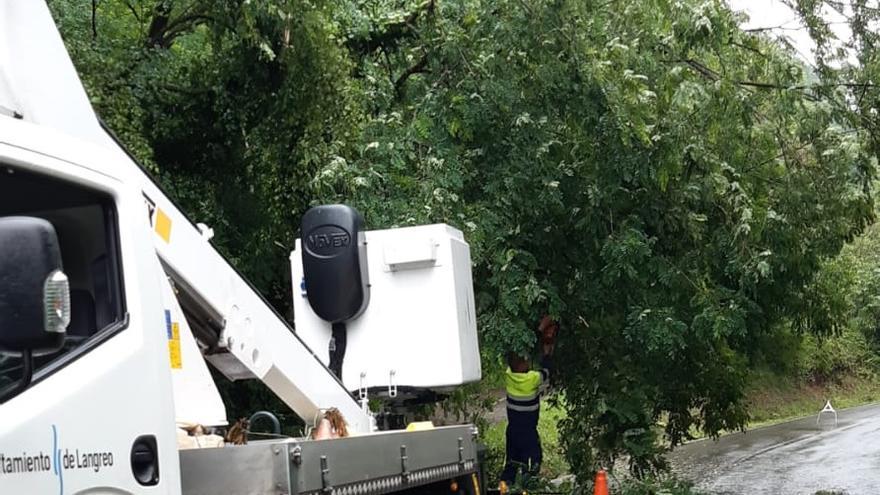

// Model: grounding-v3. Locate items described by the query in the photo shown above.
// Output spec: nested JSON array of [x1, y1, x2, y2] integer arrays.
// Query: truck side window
[[0, 166, 126, 395]]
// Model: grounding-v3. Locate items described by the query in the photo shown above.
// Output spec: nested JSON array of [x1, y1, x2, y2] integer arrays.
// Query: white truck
[[0, 2, 485, 494]]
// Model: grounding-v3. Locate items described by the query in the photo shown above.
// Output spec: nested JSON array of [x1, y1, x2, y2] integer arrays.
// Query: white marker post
[[817, 400, 838, 427]]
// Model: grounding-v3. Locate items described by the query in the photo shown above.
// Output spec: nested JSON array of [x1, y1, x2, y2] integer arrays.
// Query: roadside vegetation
[[747, 222, 880, 426], [746, 339, 880, 427]]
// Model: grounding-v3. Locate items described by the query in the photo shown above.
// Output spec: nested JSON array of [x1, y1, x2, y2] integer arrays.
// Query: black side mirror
[[0, 216, 69, 401]]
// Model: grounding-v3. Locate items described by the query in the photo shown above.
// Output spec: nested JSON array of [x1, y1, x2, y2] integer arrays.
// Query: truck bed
[[179, 425, 479, 495]]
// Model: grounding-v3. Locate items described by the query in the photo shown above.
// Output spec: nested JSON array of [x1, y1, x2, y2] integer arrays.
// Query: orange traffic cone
[[593, 469, 609, 495]]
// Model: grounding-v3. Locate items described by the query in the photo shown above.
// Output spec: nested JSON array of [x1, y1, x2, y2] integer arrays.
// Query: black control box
[[300, 205, 370, 323]]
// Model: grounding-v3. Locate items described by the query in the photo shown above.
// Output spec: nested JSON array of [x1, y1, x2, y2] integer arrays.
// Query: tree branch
[[668, 59, 877, 93], [736, 80, 879, 91], [665, 59, 719, 81], [729, 41, 768, 59], [146, 1, 215, 49], [91, 0, 98, 40], [394, 53, 429, 98], [158, 83, 214, 96], [381, 46, 396, 88], [123, 0, 142, 22], [744, 24, 810, 33], [161, 13, 216, 45], [163, 12, 215, 38], [146, 1, 172, 48]]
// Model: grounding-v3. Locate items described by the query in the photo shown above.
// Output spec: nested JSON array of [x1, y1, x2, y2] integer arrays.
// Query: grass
[[745, 370, 880, 427]]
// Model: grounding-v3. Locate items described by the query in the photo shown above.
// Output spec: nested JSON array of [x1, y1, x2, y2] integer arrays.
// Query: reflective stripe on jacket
[[505, 357, 551, 413]]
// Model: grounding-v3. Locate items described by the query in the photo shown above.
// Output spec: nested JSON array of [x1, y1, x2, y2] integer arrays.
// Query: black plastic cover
[[0, 216, 65, 352], [301, 205, 369, 323]]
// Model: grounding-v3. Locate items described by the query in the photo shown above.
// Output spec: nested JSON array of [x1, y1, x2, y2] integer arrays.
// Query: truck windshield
[[0, 165, 125, 396]]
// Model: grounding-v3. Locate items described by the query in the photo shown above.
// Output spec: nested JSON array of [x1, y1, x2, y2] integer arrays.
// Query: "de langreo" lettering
[[61, 448, 114, 473]]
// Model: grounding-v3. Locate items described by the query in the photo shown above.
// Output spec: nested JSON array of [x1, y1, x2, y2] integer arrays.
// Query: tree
[[324, 0, 874, 475], [51, 0, 875, 479]]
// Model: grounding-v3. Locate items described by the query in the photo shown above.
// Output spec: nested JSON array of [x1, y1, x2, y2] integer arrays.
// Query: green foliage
[[797, 330, 877, 383], [52, 0, 364, 311], [50, 0, 877, 482], [796, 223, 880, 368], [837, 224, 880, 349]]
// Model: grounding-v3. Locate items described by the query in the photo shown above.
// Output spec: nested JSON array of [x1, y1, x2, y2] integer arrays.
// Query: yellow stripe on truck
[[155, 207, 172, 243]]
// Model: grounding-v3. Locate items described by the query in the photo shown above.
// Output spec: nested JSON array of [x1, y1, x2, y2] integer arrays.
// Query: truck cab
[[0, 116, 182, 493]]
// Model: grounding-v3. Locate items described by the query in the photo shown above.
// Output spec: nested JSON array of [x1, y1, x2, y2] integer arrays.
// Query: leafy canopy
[[51, 0, 875, 478]]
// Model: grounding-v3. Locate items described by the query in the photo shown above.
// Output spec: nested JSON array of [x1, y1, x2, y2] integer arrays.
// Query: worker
[[500, 315, 558, 486]]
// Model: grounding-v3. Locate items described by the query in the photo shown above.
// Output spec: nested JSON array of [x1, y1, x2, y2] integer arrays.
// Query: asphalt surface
[[668, 402, 880, 495]]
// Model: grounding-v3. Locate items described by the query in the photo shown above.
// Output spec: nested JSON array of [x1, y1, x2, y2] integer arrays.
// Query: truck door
[[0, 149, 180, 494]]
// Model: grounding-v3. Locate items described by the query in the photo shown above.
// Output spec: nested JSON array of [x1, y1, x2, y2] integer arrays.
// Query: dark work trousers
[[500, 408, 542, 483]]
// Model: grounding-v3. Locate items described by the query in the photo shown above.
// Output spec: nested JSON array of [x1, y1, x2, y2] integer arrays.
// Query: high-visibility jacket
[[505, 356, 551, 413]]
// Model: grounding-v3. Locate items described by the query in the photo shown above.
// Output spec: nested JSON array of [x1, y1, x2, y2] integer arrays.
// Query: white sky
[[726, 0, 855, 67]]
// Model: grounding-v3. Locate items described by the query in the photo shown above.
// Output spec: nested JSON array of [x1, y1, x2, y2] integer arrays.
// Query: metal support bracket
[[359, 372, 370, 414], [320, 455, 332, 493], [388, 369, 398, 398], [457, 437, 465, 470], [400, 445, 409, 484]]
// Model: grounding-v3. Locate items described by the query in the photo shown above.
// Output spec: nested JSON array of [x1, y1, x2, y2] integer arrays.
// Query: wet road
[[669, 402, 880, 494]]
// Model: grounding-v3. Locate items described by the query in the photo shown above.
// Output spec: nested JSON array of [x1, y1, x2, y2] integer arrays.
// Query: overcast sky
[[726, 0, 854, 66]]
